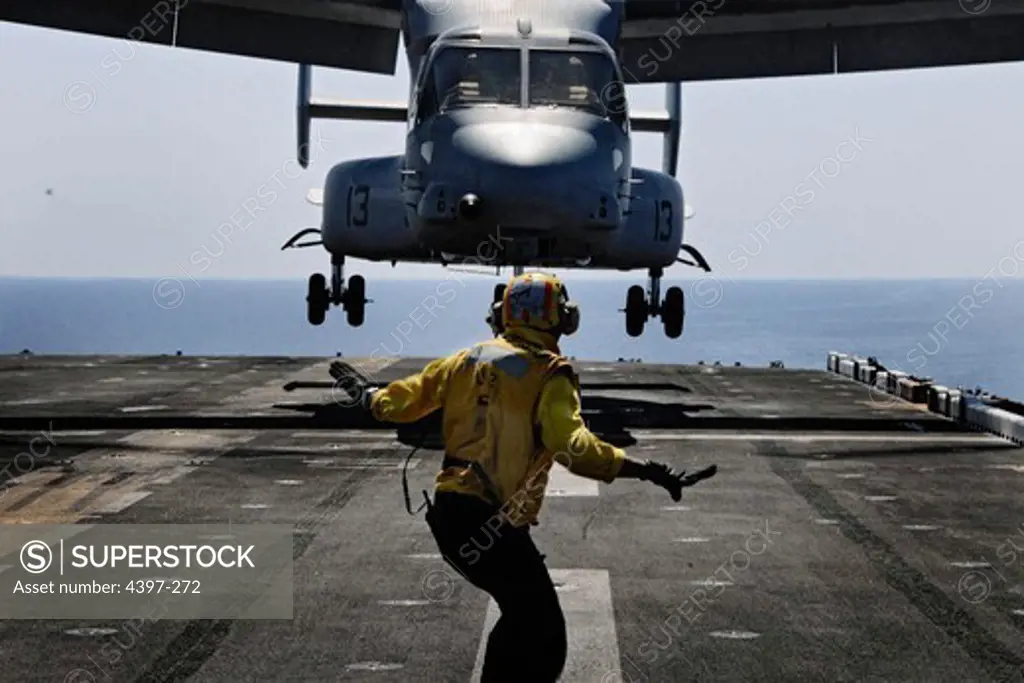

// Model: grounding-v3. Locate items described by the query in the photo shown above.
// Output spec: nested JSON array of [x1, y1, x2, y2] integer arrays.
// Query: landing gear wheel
[[662, 286, 684, 339], [307, 273, 328, 326], [345, 275, 366, 327], [625, 285, 646, 337]]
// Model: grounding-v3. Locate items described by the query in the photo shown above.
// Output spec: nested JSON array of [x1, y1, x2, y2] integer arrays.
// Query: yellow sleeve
[[369, 354, 459, 423], [538, 373, 625, 483]]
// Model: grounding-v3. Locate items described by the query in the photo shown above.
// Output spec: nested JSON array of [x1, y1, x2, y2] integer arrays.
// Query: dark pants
[[425, 491, 567, 683]]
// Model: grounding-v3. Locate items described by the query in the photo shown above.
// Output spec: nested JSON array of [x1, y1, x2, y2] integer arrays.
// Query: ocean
[[1, 277, 1022, 399]]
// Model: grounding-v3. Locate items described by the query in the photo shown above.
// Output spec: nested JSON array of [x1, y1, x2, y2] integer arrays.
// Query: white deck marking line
[[307, 458, 421, 470], [291, 431, 401, 439], [275, 443, 406, 452], [94, 491, 151, 514], [709, 630, 760, 639], [985, 465, 1024, 473], [147, 466, 194, 486], [629, 432, 1007, 443], [690, 579, 733, 587], [471, 569, 619, 682], [546, 463, 598, 497], [345, 662, 404, 672], [41, 431, 108, 436]]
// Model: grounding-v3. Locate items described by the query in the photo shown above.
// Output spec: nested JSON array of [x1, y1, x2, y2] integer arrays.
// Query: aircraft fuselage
[[300, 1, 701, 337], [405, 29, 632, 263]]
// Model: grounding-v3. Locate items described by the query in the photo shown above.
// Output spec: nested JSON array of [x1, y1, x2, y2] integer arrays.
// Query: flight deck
[[0, 352, 1022, 682]]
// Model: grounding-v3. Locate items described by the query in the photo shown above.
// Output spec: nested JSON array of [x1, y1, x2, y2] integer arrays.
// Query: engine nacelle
[[594, 167, 683, 269], [322, 155, 424, 260]]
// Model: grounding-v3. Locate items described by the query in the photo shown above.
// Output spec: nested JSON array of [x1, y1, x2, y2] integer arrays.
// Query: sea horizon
[[2, 277, 1022, 399]]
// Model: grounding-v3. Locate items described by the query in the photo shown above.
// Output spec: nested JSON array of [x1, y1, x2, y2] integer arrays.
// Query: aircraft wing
[[8, 1, 1023, 80], [0, 0, 402, 74], [620, 0, 1024, 82]]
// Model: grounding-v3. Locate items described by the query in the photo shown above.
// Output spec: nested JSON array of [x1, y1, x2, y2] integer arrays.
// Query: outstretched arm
[[537, 373, 630, 482], [365, 354, 458, 424], [537, 374, 713, 500]]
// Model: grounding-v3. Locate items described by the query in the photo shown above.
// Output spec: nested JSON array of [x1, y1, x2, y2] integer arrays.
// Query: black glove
[[329, 360, 376, 410], [641, 462, 717, 501]]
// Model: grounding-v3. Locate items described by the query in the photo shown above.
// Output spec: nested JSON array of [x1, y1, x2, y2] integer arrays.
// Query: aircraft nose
[[452, 122, 596, 168]]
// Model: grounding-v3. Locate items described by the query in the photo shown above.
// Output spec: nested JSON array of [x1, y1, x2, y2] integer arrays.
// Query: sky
[[2, 20, 1024, 281]]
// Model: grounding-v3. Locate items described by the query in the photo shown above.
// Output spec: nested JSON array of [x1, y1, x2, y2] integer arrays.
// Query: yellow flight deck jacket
[[368, 327, 625, 527]]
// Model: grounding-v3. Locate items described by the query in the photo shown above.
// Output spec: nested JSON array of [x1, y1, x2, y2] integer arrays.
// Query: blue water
[[2, 277, 1022, 398]]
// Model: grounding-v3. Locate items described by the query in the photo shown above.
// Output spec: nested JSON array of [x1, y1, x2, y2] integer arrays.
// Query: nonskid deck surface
[[0, 355, 1022, 682]]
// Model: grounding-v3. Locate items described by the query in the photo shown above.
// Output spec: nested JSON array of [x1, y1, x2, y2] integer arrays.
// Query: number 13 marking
[[653, 200, 672, 242], [347, 185, 370, 227]]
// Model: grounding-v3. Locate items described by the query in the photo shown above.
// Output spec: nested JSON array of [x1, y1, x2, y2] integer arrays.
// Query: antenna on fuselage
[[171, 0, 181, 46], [662, 82, 681, 178]]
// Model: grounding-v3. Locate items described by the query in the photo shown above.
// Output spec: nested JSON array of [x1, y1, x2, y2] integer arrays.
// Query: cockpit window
[[424, 46, 521, 114], [528, 50, 623, 120]]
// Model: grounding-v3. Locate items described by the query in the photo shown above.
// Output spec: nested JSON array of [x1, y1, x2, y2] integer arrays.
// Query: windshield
[[529, 50, 620, 118], [428, 46, 521, 113]]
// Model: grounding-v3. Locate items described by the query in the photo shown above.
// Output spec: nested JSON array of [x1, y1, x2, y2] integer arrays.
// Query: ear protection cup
[[487, 297, 578, 336], [488, 300, 504, 335], [561, 301, 580, 336], [558, 284, 579, 336]]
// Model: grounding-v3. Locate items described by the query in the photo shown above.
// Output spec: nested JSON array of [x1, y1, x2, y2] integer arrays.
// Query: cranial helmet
[[488, 272, 579, 337]]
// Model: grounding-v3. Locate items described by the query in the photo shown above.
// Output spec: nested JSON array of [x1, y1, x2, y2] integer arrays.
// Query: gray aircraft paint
[[316, 0, 688, 271]]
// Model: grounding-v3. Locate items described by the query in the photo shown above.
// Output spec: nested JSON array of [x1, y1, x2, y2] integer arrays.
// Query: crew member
[[330, 272, 703, 683]]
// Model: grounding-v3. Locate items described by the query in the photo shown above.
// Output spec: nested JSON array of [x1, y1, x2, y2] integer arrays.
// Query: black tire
[[625, 285, 646, 337], [346, 274, 366, 327], [663, 286, 684, 339], [493, 283, 506, 304], [307, 273, 327, 326]]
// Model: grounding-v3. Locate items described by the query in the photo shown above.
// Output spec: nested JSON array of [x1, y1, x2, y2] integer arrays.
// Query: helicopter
[[280, 0, 709, 338]]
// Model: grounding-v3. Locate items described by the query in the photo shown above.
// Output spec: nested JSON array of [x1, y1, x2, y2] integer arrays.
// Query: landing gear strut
[[623, 267, 684, 339], [306, 255, 369, 327]]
